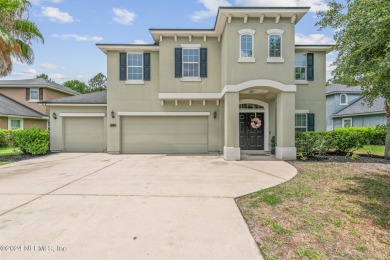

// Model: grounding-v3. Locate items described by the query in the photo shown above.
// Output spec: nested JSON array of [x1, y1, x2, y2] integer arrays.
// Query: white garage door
[[121, 116, 208, 153], [64, 117, 105, 152]]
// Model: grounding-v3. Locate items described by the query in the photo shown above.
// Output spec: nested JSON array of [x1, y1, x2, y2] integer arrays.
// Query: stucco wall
[[0, 117, 7, 129], [333, 114, 386, 129], [24, 119, 47, 129]]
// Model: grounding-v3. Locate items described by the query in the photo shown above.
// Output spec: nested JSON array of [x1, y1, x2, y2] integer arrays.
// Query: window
[[127, 53, 143, 81], [240, 34, 253, 58], [295, 114, 307, 132], [340, 94, 348, 105], [239, 103, 264, 109], [342, 118, 352, 128], [183, 48, 199, 78], [269, 35, 281, 58], [295, 54, 307, 80], [8, 118, 23, 130], [30, 88, 39, 100]]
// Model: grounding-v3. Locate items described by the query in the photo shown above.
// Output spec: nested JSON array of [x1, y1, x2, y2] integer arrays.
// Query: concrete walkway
[[0, 153, 297, 260]]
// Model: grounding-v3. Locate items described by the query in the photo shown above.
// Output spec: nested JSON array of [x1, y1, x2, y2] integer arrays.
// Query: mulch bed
[[301, 154, 390, 164]]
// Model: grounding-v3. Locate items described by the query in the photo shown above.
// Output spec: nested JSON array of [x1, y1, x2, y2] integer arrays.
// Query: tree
[[316, 0, 390, 158], [36, 73, 51, 81], [0, 0, 44, 77], [88, 73, 107, 92], [63, 80, 89, 94]]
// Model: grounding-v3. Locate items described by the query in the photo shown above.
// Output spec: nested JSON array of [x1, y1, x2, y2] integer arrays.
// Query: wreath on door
[[250, 118, 262, 129]]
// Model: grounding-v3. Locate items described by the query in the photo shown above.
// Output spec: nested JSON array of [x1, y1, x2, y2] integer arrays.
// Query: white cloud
[[40, 63, 58, 69], [235, 0, 328, 13], [132, 40, 147, 44], [12, 68, 38, 78], [49, 73, 66, 79], [52, 34, 103, 42], [295, 33, 334, 44], [112, 8, 136, 25], [41, 7, 73, 23], [191, 0, 232, 22]]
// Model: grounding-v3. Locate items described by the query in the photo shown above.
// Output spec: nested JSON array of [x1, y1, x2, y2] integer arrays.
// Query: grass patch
[[0, 162, 11, 166], [0, 147, 21, 156], [355, 145, 385, 156], [237, 162, 390, 259]]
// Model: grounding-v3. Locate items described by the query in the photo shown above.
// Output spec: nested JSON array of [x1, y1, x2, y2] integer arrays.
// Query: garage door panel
[[64, 117, 105, 152], [121, 116, 208, 153]]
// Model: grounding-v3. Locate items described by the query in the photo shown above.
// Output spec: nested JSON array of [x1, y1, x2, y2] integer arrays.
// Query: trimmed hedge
[[0, 128, 49, 155], [296, 126, 386, 157]]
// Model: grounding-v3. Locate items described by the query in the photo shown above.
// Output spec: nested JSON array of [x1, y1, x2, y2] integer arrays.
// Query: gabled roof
[[332, 96, 385, 117], [43, 90, 107, 105], [0, 94, 48, 119], [326, 84, 362, 95], [0, 78, 80, 96]]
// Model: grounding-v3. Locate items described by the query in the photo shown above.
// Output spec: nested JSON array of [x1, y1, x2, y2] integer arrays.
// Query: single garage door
[[64, 117, 105, 152], [121, 116, 208, 153]]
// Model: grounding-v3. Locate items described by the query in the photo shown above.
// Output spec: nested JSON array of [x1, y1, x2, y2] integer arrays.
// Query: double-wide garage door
[[64, 117, 105, 152], [121, 116, 208, 153]]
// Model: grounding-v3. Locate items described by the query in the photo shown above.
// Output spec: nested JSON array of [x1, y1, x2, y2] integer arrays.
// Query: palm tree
[[0, 0, 44, 77]]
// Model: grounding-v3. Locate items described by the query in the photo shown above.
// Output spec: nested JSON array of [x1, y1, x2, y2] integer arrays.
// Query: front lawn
[[355, 145, 385, 156], [237, 161, 390, 259], [0, 147, 21, 156]]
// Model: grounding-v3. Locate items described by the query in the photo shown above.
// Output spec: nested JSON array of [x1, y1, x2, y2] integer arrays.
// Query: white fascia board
[[44, 104, 107, 107], [118, 112, 211, 116], [97, 45, 159, 54], [331, 111, 385, 118], [295, 45, 333, 53], [3, 115, 48, 120], [59, 113, 106, 117], [158, 93, 222, 100]]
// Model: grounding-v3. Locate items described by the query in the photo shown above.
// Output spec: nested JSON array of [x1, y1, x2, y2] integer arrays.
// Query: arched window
[[238, 29, 255, 62], [340, 94, 348, 105], [266, 29, 284, 63]]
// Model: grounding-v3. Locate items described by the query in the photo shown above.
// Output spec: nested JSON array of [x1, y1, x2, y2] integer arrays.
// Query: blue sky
[[5, 0, 335, 83]]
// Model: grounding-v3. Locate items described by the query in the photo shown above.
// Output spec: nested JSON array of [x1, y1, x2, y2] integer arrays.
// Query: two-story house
[[45, 7, 331, 160], [326, 84, 386, 130], [0, 78, 79, 130]]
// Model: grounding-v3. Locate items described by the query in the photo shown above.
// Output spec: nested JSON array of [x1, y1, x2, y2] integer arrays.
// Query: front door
[[239, 113, 264, 150]]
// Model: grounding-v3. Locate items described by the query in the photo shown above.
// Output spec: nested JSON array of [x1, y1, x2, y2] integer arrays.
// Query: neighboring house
[[0, 78, 79, 130], [326, 84, 386, 130], [45, 7, 332, 161]]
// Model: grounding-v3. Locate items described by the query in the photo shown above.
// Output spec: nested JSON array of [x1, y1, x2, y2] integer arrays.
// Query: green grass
[[0, 162, 11, 166], [0, 147, 21, 156], [355, 145, 385, 156]]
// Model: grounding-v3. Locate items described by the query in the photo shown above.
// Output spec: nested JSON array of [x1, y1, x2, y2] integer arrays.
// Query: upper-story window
[[340, 94, 348, 105], [238, 29, 255, 62], [127, 53, 143, 81], [266, 29, 284, 63], [295, 54, 307, 80], [182, 48, 199, 78], [30, 88, 39, 101]]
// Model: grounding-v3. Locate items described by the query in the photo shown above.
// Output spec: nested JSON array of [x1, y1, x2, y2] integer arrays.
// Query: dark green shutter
[[307, 113, 315, 131], [307, 53, 314, 81], [143, 53, 151, 81], [119, 53, 127, 81], [175, 48, 182, 78], [200, 48, 207, 78]]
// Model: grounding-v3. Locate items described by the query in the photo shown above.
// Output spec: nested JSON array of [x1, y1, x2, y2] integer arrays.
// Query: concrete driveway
[[0, 153, 297, 260]]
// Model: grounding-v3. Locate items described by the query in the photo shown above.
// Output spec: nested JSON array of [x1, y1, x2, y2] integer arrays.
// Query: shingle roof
[[0, 78, 79, 95], [332, 97, 385, 117], [44, 90, 107, 104], [0, 94, 47, 119], [326, 84, 362, 95]]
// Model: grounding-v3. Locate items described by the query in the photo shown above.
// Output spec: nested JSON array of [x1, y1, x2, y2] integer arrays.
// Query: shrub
[[0, 130, 15, 148], [329, 130, 364, 154], [13, 128, 49, 155], [296, 132, 330, 157]]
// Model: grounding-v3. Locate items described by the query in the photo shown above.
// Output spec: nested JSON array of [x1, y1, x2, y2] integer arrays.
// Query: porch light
[[111, 111, 115, 119], [52, 112, 57, 119], [213, 111, 217, 119]]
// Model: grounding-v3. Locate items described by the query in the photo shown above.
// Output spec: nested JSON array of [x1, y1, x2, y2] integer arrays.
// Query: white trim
[[295, 110, 309, 114], [118, 112, 211, 116], [181, 44, 201, 48], [127, 52, 144, 81], [224, 79, 297, 93], [342, 117, 353, 128], [339, 94, 348, 105], [3, 115, 48, 120], [332, 112, 386, 118], [295, 80, 308, 85], [125, 80, 145, 85], [8, 118, 23, 130], [238, 29, 256, 35], [266, 29, 284, 35], [159, 93, 221, 100], [295, 45, 333, 53], [238, 57, 256, 63], [181, 77, 202, 82], [29, 87, 40, 101], [44, 104, 107, 107], [97, 45, 159, 54], [59, 113, 106, 117], [267, 57, 284, 63], [239, 99, 270, 152]]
